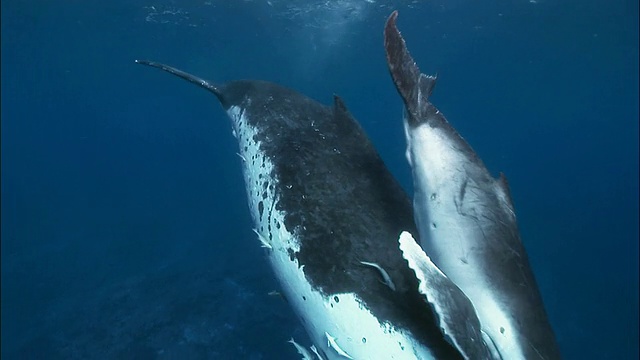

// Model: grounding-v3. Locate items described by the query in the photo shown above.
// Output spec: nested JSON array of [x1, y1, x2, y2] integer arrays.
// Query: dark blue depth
[[2, 0, 638, 359]]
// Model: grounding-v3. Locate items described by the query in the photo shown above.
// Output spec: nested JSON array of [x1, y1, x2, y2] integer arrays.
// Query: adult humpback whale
[[384, 11, 561, 360], [135, 58, 489, 358]]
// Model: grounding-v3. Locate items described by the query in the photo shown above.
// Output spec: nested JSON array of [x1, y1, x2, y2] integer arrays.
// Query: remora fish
[[384, 11, 562, 360], [135, 59, 482, 358]]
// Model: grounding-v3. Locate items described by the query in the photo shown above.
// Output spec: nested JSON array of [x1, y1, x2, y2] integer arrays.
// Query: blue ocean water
[[1, 0, 637, 358]]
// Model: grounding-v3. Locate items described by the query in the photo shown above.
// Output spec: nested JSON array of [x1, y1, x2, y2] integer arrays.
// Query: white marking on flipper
[[288, 338, 315, 360], [252, 228, 272, 249], [359, 261, 396, 291], [325, 332, 353, 359]]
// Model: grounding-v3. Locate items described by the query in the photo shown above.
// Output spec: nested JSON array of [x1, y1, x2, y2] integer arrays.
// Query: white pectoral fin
[[398, 231, 492, 360]]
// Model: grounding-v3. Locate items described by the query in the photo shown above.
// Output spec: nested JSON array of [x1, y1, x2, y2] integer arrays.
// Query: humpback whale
[[135, 59, 485, 358], [384, 11, 561, 360]]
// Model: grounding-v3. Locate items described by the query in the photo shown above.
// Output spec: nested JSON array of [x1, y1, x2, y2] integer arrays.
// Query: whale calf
[[384, 10, 561, 360], [135, 59, 487, 358]]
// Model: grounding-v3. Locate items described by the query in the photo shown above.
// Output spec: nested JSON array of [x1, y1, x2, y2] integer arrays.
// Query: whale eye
[[362, 337, 367, 343], [333, 296, 339, 303]]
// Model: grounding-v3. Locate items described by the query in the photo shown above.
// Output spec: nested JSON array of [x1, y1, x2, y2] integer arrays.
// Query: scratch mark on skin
[[459, 178, 469, 204]]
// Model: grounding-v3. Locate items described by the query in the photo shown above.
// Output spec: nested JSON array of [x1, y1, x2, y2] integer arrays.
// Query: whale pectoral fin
[[135, 59, 225, 103], [398, 231, 492, 360], [384, 11, 422, 106], [384, 11, 442, 128]]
